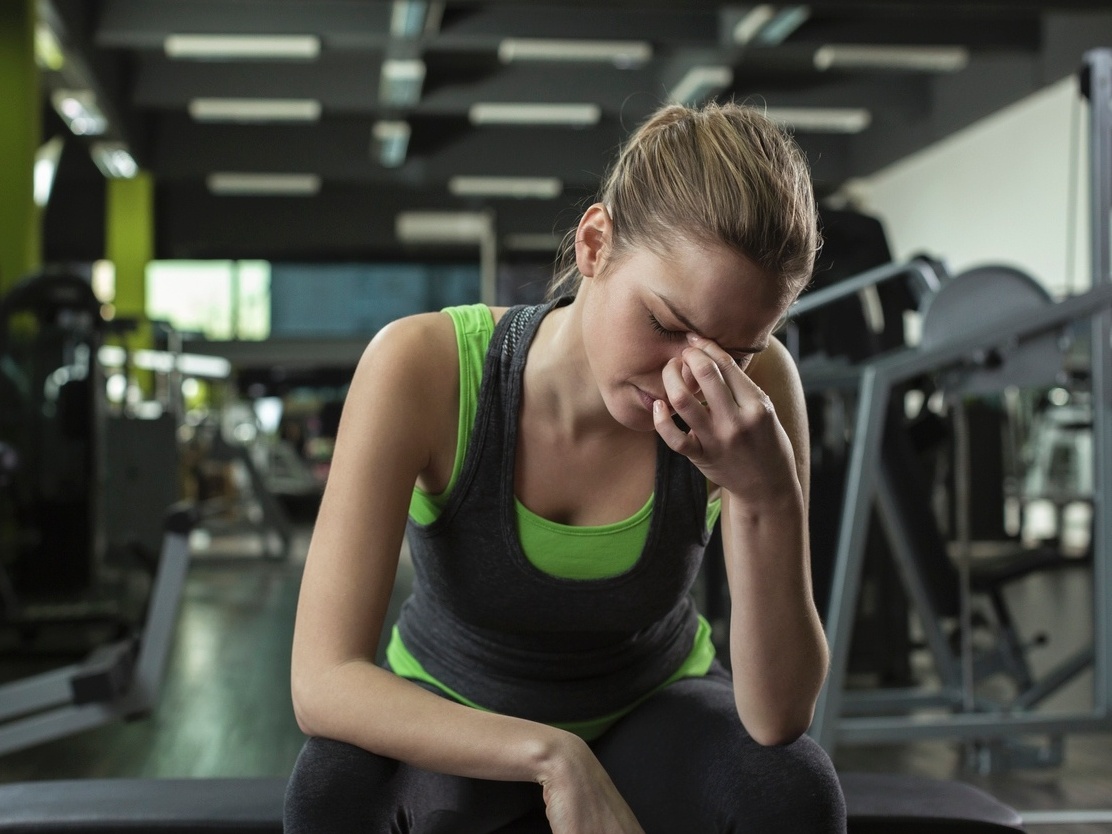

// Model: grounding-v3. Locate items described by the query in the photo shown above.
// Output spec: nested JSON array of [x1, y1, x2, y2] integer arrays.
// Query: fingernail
[[686, 333, 701, 344], [653, 400, 663, 414]]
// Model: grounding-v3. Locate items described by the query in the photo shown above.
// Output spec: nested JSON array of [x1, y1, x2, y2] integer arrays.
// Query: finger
[[685, 334, 766, 406], [661, 356, 712, 436], [652, 398, 701, 455], [678, 346, 739, 418]]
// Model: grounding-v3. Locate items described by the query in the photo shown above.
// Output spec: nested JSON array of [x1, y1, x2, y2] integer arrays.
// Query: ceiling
[[38, 0, 1112, 266]]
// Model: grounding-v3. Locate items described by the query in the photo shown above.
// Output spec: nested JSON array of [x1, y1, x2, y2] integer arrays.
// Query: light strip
[[380, 58, 426, 106], [765, 107, 871, 133], [503, 233, 563, 252], [668, 66, 734, 106], [90, 142, 139, 179], [391, 1, 428, 38], [373, 120, 411, 167], [396, 211, 492, 243], [188, 98, 321, 122], [756, 6, 810, 46], [164, 34, 320, 60], [35, 21, 65, 70], [207, 173, 321, 195], [448, 176, 563, 199], [99, 347, 232, 380], [814, 44, 970, 73], [468, 103, 601, 126], [34, 136, 65, 207], [51, 89, 108, 136], [498, 38, 651, 68]]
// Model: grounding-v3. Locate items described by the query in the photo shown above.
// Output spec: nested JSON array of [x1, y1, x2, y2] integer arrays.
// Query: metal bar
[[1082, 45, 1112, 732], [837, 710, 1112, 744], [810, 365, 891, 752], [789, 259, 945, 319], [875, 465, 963, 689], [0, 666, 78, 723], [126, 527, 191, 711]]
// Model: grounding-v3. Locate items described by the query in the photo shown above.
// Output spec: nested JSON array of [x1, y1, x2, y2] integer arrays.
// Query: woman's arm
[[654, 335, 828, 746], [289, 312, 644, 832], [720, 338, 827, 745]]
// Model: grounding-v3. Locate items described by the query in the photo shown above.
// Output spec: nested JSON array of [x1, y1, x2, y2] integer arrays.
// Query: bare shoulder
[[747, 336, 803, 406]]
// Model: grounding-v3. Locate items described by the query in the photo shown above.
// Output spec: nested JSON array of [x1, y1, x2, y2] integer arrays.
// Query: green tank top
[[392, 304, 722, 739]]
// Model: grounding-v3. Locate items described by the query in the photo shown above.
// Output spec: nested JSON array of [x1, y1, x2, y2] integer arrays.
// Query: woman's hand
[[653, 333, 800, 504], [538, 735, 645, 834]]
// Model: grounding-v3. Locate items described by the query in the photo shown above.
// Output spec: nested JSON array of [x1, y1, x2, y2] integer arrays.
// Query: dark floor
[[1, 521, 1110, 832]]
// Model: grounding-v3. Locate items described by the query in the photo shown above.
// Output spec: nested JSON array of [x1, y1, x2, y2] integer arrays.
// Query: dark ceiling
[[38, 0, 1112, 265]]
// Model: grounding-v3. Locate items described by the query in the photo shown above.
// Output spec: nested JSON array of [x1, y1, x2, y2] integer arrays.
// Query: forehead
[[628, 238, 788, 339]]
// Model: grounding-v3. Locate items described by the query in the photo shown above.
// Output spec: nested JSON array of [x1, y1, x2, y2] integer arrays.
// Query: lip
[[634, 386, 662, 413]]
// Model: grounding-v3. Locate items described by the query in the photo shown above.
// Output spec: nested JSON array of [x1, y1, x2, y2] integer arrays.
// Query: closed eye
[[648, 313, 686, 340]]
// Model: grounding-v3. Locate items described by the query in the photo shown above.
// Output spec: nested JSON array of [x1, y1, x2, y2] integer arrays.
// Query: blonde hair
[[547, 101, 819, 304]]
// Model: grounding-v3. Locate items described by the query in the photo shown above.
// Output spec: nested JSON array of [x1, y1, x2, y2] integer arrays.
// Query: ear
[[574, 203, 612, 278]]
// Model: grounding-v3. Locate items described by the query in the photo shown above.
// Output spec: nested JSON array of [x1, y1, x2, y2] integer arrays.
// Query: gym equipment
[[0, 504, 193, 756], [0, 771, 1025, 832], [799, 48, 1112, 761]]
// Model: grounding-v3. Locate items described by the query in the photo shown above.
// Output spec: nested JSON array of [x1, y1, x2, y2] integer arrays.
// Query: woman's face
[[578, 236, 790, 432]]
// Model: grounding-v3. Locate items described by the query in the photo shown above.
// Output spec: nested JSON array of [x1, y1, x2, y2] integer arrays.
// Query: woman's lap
[[284, 666, 845, 833]]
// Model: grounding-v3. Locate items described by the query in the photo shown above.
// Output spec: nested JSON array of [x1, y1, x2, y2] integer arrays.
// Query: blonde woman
[[285, 101, 846, 833]]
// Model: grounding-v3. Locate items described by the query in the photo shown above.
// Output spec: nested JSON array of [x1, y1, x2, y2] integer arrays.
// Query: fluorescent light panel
[[814, 44, 970, 72], [207, 173, 321, 195], [396, 211, 492, 243], [668, 66, 733, 105], [34, 136, 65, 207], [51, 89, 108, 136], [188, 98, 321, 122], [90, 142, 139, 178], [391, 1, 438, 38], [164, 34, 320, 60], [380, 58, 426, 106], [373, 120, 411, 167], [734, 5, 810, 46], [498, 38, 651, 68], [448, 176, 562, 199], [468, 103, 601, 126], [765, 106, 871, 133]]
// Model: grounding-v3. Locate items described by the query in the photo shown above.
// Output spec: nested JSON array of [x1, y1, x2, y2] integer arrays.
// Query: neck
[[524, 298, 624, 440]]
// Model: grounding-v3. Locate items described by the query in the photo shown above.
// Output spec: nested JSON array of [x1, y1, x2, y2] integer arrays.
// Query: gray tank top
[[395, 299, 713, 723]]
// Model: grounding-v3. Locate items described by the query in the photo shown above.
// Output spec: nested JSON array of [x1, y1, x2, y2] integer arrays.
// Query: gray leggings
[[284, 664, 846, 833]]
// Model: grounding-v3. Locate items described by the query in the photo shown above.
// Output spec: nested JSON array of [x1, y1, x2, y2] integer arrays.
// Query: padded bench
[[0, 772, 1025, 832]]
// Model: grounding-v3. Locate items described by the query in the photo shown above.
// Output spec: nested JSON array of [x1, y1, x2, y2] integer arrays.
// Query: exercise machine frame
[[803, 48, 1112, 755]]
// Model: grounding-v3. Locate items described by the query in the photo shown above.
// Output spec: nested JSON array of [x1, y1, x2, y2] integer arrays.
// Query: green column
[[0, 0, 40, 294], [106, 172, 154, 394], [106, 172, 154, 323]]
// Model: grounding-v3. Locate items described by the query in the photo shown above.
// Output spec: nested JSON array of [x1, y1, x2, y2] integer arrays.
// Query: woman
[[285, 101, 846, 833]]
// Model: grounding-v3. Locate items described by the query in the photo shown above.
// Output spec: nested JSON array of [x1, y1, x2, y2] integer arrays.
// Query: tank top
[[389, 299, 718, 738]]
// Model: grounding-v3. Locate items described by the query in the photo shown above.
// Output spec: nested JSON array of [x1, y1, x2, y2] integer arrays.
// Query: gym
[[2, 1, 1112, 831]]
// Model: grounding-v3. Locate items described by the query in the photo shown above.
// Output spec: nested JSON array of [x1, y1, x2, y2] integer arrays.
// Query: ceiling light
[[379, 58, 426, 107], [164, 34, 320, 60], [734, 5, 810, 46], [207, 173, 321, 195], [497, 38, 652, 68], [468, 103, 601, 127], [188, 98, 322, 122], [51, 89, 108, 136], [90, 142, 140, 178], [503, 233, 563, 252], [668, 66, 733, 105], [448, 176, 563, 199], [34, 136, 65, 207], [373, 120, 411, 167], [814, 44, 970, 73], [391, 1, 444, 38], [765, 106, 872, 133], [35, 21, 65, 70], [396, 211, 492, 243]]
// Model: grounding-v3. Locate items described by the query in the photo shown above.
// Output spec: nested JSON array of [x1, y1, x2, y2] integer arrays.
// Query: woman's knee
[[712, 733, 846, 833], [284, 736, 401, 832]]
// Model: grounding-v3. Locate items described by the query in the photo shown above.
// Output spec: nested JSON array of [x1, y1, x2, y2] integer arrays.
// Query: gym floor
[[0, 522, 1109, 833]]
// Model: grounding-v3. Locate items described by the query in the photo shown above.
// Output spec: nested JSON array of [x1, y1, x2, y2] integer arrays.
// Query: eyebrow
[[654, 293, 768, 354]]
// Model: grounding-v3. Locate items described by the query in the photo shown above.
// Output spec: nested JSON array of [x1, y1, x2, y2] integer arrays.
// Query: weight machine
[[798, 48, 1112, 763]]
